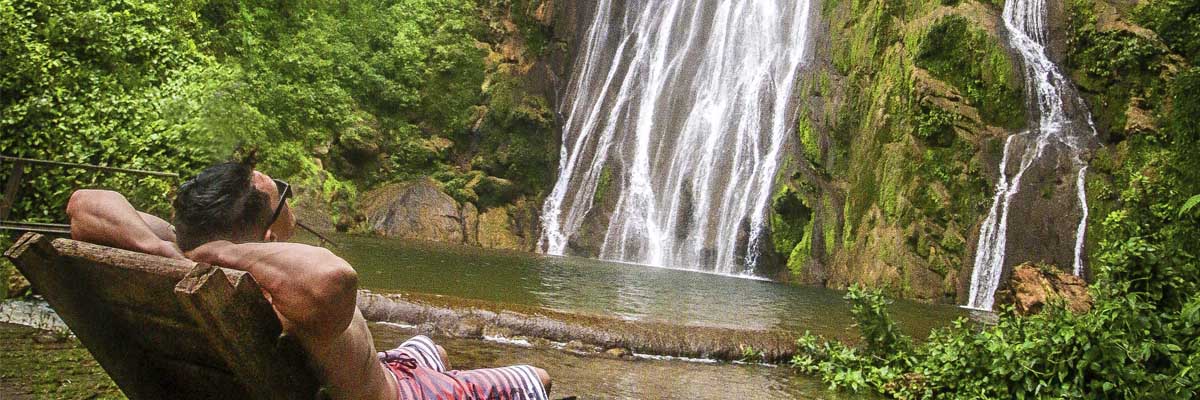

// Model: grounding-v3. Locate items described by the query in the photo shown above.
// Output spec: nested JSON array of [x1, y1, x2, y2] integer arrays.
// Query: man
[[65, 159, 551, 400]]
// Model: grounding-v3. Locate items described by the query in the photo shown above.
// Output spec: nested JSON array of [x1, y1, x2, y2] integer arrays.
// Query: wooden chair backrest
[[4, 233, 323, 400]]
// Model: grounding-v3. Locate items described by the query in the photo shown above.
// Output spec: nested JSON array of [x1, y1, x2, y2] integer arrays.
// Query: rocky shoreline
[[358, 290, 803, 364]]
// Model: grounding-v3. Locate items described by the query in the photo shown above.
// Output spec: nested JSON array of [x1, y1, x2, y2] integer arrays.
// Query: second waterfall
[[538, 0, 815, 275], [966, 0, 1098, 310]]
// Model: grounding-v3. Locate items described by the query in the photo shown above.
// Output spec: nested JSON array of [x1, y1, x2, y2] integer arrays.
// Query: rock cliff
[[777, 0, 1028, 302]]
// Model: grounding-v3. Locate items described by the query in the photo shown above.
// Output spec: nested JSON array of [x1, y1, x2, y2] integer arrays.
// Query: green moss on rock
[[916, 14, 1026, 129], [770, 185, 812, 256], [776, 0, 1019, 301]]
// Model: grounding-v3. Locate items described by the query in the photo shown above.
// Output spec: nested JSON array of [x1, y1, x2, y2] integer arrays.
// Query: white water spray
[[966, 0, 1097, 310], [539, 0, 815, 275]]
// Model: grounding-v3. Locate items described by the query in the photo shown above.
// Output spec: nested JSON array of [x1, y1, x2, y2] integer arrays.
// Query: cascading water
[[966, 0, 1097, 310], [539, 0, 814, 275]]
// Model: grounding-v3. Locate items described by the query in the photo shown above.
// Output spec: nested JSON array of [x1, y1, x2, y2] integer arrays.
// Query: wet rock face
[[364, 180, 465, 244], [461, 203, 480, 247], [996, 263, 1092, 316], [1001, 142, 1092, 278], [477, 198, 539, 252]]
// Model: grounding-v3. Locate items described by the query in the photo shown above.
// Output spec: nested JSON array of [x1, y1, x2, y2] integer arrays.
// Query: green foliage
[[916, 15, 1025, 129], [913, 107, 959, 147], [795, 2, 1200, 397], [474, 72, 557, 197], [793, 286, 913, 394], [0, 261, 9, 299], [0, 0, 213, 219], [1182, 195, 1200, 218], [738, 344, 766, 364], [798, 116, 822, 163], [479, 0, 553, 56], [1066, 0, 1165, 139], [1135, 0, 1200, 64], [1, 0, 557, 227], [848, 286, 913, 357], [788, 226, 814, 276], [592, 166, 613, 206]]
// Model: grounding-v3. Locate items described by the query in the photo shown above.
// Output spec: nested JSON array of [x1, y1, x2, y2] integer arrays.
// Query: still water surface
[[314, 233, 964, 339]]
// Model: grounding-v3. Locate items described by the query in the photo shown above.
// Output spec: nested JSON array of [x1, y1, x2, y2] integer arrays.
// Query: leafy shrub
[[1, 0, 558, 230]]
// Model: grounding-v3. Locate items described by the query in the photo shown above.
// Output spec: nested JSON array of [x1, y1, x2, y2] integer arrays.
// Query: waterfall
[[539, 0, 815, 275], [966, 0, 1097, 310]]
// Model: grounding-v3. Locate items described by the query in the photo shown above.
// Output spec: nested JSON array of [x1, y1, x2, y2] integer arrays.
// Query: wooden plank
[[59, 259, 187, 317], [51, 238, 195, 281], [0, 159, 24, 221], [103, 303, 226, 370], [6, 233, 172, 400], [175, 264, 322, 400], [152, 356, 250, 400], [45, 238, 195, 316], [2, 232, 38, 259], [7, 233, 324, 399]]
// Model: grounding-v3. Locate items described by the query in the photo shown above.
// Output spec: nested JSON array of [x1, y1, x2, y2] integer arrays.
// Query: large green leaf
[[1181, 194, 1200, 217]]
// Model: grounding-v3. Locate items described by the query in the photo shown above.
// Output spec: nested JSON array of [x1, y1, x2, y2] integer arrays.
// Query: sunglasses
[[267, 178, 292, 228], [266, 179, 336, 247]]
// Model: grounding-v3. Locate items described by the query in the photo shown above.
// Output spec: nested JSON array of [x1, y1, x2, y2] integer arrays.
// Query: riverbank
[[359, 290, 803, 363], [0, 319, 862, 399]]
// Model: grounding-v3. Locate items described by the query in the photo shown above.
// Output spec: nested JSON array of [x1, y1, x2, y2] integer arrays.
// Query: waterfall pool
[[305, 232, 965, 341], [2, 233, 964, 398]]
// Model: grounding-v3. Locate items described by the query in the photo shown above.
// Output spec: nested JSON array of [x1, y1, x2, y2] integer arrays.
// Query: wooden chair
[[4, 232, 323, 400]]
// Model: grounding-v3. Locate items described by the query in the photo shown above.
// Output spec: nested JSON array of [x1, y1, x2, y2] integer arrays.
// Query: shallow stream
[[288, 233, 970, 398]]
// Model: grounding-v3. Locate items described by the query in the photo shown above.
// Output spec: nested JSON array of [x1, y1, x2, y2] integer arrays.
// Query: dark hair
[[172, 160, 271, 251]]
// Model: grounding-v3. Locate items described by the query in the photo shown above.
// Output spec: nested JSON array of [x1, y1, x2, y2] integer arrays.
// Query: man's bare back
[[67, 171, 398, 399], [66, 157, 554, 400]]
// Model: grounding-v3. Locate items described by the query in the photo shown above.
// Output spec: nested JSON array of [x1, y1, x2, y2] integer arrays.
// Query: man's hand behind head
[[185, 241, 359, 342]]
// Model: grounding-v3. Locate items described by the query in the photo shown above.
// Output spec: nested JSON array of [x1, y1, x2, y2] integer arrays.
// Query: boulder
[[603, 347, 633, 359], [998, 263, 1092, 316], [362, 180, 465, 244]]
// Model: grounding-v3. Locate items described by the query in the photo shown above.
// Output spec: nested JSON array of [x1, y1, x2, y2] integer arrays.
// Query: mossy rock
[[916, 14, 1026, 130]]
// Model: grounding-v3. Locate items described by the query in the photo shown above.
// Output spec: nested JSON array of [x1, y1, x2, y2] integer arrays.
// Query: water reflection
[[310, 233, 962, 338]]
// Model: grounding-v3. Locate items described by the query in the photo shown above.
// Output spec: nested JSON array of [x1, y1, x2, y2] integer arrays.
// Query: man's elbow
[[66, 190, 120, 218], [321, 261, 359, 302], [304, 258, 360, 334]]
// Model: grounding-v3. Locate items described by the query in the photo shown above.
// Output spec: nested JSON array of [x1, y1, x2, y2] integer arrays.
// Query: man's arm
[[190, 242, 394, 400], [66, 190, 184, 259], [186, 241, 359, 342], [138, 211, 177, 244]]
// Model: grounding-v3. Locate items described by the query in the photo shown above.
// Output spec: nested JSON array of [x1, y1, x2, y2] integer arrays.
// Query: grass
[[0, 322, 124, 399]]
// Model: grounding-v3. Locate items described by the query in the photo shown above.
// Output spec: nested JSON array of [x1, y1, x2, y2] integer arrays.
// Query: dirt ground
[[0, 322, 123, 399]]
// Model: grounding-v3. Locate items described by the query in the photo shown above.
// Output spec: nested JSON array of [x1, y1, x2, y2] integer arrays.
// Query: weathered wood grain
[[7, 233, 171, 399], [5, 233, 324, 400], [175, 263, 322, 400]]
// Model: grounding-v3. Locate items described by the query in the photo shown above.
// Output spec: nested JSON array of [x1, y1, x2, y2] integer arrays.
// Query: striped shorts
[[379, 335, 549, 400]]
